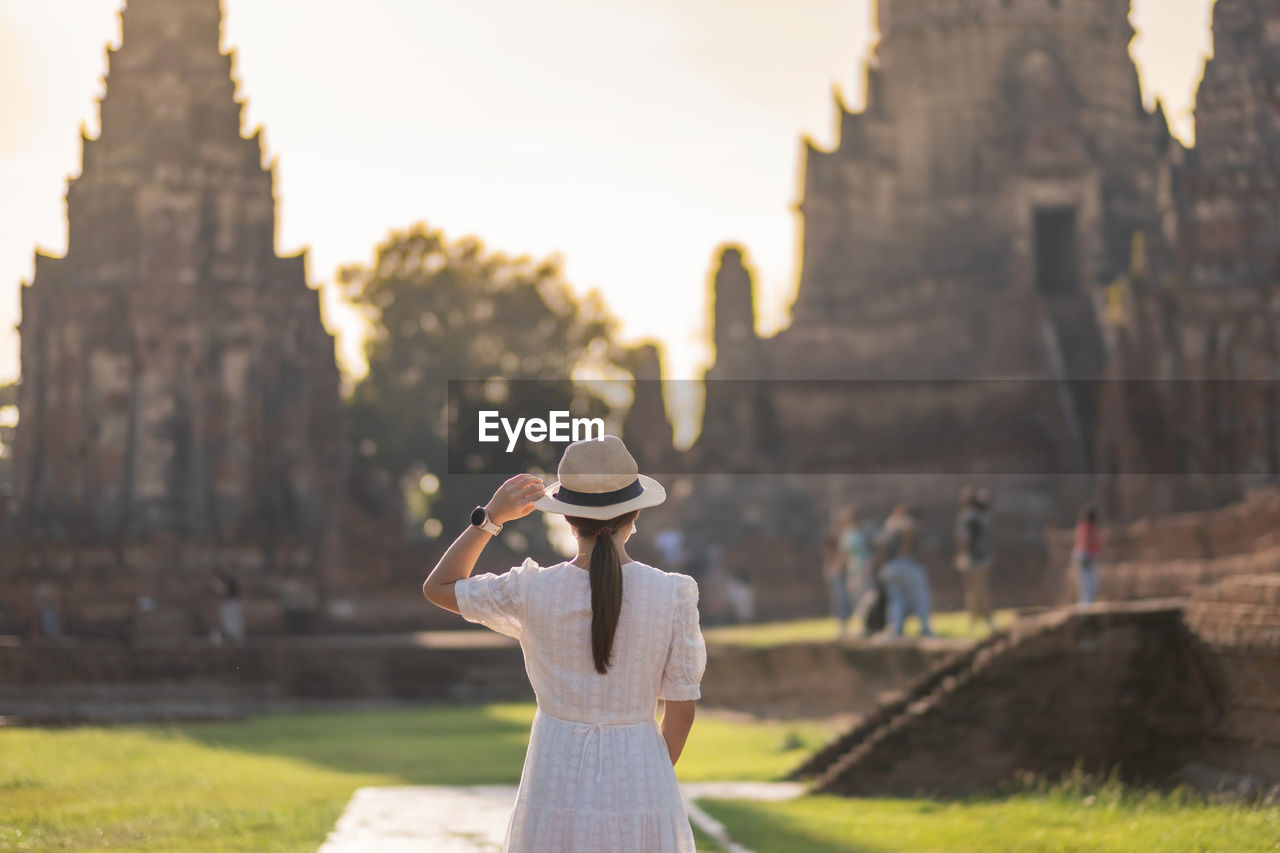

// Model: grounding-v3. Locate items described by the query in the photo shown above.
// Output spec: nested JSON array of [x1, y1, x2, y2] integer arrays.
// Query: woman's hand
[[485, 474, 545, 525]]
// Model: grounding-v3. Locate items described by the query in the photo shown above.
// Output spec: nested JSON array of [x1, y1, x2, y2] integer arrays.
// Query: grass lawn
[[698, 787, 1280, 853], [0, 704, 834, 852], [704, 609, 1018, 647], [3, 705, 1276, 852]]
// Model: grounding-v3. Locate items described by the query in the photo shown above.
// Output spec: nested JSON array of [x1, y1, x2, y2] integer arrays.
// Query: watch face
[[471, 506, 487, 526]]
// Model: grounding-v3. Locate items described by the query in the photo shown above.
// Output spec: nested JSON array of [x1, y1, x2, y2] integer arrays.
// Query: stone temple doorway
[[1034, 206, 1080, 297], [1030, 203, 1103, 472]]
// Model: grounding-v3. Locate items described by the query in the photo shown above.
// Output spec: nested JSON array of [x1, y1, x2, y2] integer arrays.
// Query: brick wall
[[700, 639, 959, 718], [1184, 575, 1280, 789], [0, 631, 955, 722], [1047, 487, 1280, 603], [798, 587, 1280, 796], [804, 603, 1217, 796]]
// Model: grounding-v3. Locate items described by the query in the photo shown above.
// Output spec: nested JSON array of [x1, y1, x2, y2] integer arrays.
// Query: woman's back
[[1074, 520, 1102, 557], [456, 558, 704, 722], [524, 561, 701, 722], [456, 556, 705, 852]]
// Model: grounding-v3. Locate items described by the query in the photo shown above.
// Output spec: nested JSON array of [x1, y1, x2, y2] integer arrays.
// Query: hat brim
[[532, 474, 666, 520]]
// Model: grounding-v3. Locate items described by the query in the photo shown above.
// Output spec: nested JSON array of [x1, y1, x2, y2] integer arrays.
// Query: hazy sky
[[0, 0, 1216, 389]]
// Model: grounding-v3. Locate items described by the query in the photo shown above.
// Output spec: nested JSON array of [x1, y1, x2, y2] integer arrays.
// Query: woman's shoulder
[[504, 557, 565, 586], [625, 562, 697, 588]]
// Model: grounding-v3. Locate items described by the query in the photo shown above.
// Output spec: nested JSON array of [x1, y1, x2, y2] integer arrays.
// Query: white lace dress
[[455, 558, 707, 853]]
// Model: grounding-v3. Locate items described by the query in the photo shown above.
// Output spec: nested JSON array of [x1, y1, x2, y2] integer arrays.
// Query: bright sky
[[0, 0, 1216, 392]]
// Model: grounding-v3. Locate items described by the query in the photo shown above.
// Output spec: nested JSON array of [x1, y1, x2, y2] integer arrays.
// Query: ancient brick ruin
[[1097, 0, 1280, 518], [701, 0, 1161, 487], [0, 0, 347, 637], [684, 0, 1280, 602], [793, 581, 1280, 797]]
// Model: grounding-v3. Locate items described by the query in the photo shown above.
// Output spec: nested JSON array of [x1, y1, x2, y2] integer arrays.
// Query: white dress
[[456, 558, 707, 853]]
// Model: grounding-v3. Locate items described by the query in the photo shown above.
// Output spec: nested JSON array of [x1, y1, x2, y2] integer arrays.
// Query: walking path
[[317, 781, 806, 853]]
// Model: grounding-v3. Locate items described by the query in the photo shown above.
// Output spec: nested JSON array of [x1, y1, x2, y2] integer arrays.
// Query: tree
[[340, 224, 623, 547]]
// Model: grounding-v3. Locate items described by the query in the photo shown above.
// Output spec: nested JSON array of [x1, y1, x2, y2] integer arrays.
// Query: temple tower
[[791, 0, 1162, 389], [710, 245, 759, 370], [620, 343, 676, 473], [1095, 0, 1280, 518], [1181, 0, 1280, 288], [12, 0, 345, 548]]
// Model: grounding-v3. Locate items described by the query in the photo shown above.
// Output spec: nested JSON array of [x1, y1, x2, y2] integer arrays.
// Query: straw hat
[[532, 435, 666, 520]]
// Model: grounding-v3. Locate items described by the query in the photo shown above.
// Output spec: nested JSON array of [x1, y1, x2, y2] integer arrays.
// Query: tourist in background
[[702, 543, 734, 625], [655, 527, 685, 573], [876, 504, 934, 637], [32, 582, 62, 640], [215, 572, 246, 645], [726, 569, 755, 623], [836, 506, 876, 636], [823, 518, 854, 638], [954, 487, 995, 633], [1074, 504, 1104, 605]]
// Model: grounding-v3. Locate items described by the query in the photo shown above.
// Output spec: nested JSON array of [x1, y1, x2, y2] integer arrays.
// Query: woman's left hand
[[485, 474, 546, 525]]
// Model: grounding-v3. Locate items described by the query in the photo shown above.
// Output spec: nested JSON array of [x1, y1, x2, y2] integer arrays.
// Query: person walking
[[214, 572, 246, 645], [1074, 504, 1104, 605], [954, 487, 995, 633], [822, 523, 854, 638], [726, 570, 755, 624], [423, 435, 706, 853], [835, 506, 876, 636], [876, 504, 934, 637]]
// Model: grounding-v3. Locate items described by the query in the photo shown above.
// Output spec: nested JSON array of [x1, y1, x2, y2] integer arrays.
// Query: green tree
[[340, 224, 623, 547]]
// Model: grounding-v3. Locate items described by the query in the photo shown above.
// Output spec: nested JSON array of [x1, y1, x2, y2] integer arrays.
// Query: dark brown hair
[[566, 510, 639, 674]]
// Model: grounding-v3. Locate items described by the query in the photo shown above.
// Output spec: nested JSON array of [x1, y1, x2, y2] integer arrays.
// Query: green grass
[[704, 609, 1018, 647], [690, 823, 731, 853], [698, 785, 1280, 853], [0, 705, 836, 852], [4, 706, 1276, 852]]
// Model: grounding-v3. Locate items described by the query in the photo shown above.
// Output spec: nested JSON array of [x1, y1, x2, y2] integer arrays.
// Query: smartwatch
[[470, 506, 503, 535]]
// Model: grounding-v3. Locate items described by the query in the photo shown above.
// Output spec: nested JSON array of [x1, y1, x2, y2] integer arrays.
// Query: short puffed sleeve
[[455, 558, 539, 640], [659, 574, 707, 701]]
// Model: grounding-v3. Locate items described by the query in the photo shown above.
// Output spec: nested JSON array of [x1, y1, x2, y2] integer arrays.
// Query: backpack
[[964, 511, 989, 562], [864, 582, 888, 633]]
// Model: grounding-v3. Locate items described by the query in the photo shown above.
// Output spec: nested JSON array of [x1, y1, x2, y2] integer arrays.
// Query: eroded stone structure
[[1097, 0, 1280, 517], [693, 0, 1280, 593], [793, 589, 1280, 797], [1, 0, 346, 636]]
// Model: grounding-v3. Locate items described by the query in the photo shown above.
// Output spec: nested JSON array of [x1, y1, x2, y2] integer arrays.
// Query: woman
[[1074, 504, 1103, 605], [822, 525, 853, 638], [835, 506, 875, 636], [875, 504, 934, 637], [423, 435, 707, 853], [954, 487, 995, 633]]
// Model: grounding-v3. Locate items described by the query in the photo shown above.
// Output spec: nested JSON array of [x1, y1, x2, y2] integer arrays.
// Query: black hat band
[[554, 478, 644, 507]]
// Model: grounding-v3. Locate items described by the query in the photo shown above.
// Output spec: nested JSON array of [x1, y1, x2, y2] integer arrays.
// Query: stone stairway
[[790, 602, 1209, 796], [787, 629, 1013, 782]]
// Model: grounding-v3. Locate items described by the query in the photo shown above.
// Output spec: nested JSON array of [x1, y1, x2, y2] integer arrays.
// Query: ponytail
[[567, 511, 639, 674]]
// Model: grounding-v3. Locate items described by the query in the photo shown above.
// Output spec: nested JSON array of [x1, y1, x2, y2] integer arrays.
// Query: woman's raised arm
[[422, 474, 544, 613]]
